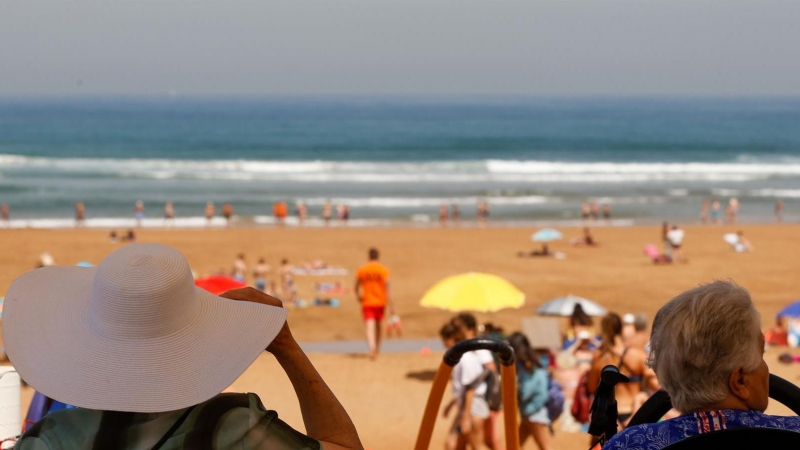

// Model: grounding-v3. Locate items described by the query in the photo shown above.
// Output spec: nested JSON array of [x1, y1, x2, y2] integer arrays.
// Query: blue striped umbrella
[[531, 228, 563, 242]]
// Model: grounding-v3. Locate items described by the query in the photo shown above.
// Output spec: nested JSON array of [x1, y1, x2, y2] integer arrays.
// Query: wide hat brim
[[3, 266, 287, 413]]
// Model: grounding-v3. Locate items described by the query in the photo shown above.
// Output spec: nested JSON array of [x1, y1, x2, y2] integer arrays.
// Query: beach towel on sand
[[290, 267, 348, 276]]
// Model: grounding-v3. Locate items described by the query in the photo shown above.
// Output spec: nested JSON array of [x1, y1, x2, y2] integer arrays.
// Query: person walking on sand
[[222, 203, 233, 227], [728, 197, 740, 224], [581, 202, 591, 222], [355, 248, 394, 360], [710, 198, 722, 224], [1, 202, 8, 226], [440, 323, 489, 450], [590, 202, 600, 223], [75, 202, 86, 228], [322, 200, 333, 226], [297, 201, 308, 227], [204, 201, 215, 226], [164, 201, 175, 226], [451, 204, 460, 223], [134, 200, 145, 228], [776, 199, 784, 223], [476, 200, 490, 227], [454, 313, 501, 450], [274, 201, 288, 226], [666, 224, 685, 262], [439, 204, 449, 226], [700, 199, 709, 224], [602, 204, 611, 225]]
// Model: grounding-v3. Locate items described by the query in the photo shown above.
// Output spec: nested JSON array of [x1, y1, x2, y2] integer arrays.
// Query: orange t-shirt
[[357, 261, 390, 308]]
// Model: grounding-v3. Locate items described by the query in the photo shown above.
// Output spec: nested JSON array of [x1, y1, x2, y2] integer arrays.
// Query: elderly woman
[[604, 281, 800, 449]]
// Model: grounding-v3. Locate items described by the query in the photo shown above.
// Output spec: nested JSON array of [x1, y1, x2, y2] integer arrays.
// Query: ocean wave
[[2, 154, 800, 184], [300, 195, 555, 207], [486, 160, 800, 175]]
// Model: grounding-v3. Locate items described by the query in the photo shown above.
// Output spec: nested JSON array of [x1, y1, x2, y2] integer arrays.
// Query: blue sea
[[1, 97, 799, 228]]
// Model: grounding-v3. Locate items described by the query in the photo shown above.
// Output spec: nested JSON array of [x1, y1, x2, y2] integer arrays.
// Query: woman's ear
[[729, 367, 749, 400]]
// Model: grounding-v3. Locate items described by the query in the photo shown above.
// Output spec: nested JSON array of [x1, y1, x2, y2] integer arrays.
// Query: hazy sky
[[2, 0, 799, 97]]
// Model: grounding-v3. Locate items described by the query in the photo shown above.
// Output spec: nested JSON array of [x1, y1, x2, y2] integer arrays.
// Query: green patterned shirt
[[16, 393, 321, 450]]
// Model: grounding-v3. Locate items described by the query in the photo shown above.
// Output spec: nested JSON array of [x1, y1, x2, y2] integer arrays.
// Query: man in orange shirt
[[355, 248, 394, 360]]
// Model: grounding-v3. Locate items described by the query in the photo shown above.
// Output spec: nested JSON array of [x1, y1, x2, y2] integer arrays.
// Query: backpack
[[545, 376, 565, 422], [470, 367, 503, 411], [571, 372, 593, 423]]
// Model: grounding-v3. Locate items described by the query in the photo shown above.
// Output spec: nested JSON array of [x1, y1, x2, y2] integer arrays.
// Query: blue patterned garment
[[603, 409, 800, 450]]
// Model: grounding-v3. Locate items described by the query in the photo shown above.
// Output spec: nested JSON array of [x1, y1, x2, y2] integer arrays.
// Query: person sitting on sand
[[604, 281, 800, 449], [3, 244, 362, 449], [765, 316, 789, 347], [517, 244, 551, 258], [733, 230, 753, 252], [121, 229, 136, 243], [570, 227, 597, 246]]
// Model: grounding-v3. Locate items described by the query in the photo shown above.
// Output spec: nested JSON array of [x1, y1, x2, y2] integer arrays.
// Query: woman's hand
[[219, 287, 295, 354], [443, 399, 456, 418], [459, 413, 473, 434]]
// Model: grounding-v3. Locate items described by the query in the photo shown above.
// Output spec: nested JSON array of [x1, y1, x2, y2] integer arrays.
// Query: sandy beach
[[2, 223, 800, 448]]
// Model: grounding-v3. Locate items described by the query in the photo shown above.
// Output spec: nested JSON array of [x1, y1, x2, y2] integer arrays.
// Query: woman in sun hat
[[3, 243, 362, 449]]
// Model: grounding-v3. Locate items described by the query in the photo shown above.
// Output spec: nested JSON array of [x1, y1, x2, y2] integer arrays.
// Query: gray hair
[[648, 280, 762, 413]]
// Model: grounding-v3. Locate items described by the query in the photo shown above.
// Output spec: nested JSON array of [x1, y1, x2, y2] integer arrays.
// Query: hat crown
[[89, 244, 200, 339]]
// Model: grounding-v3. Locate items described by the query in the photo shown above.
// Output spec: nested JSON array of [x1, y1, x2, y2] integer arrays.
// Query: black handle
[[443, 338, 515, 367]]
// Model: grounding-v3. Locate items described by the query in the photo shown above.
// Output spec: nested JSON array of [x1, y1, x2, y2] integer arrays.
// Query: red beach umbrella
[[194, 275, 246, 295]]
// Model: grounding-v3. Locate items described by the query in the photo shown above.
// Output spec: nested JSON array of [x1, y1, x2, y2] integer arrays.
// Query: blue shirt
[[603, 409, 800, 450], [516, 364, 549, 417]]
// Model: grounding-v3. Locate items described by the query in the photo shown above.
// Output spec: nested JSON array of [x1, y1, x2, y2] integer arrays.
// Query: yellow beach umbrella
[[420, 272, 525, 313]]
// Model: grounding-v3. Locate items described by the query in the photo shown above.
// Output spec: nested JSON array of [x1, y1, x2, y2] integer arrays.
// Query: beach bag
[[545, 376, 565, 422], [571, 372, 593, 423]]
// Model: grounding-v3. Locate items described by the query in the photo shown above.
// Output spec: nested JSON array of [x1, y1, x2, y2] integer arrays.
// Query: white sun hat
[[2, 243, 287, 413]]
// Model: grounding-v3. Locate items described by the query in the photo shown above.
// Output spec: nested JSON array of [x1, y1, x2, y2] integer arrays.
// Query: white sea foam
[[2, 154, 799, 184], [0, 216, 228, 229], [300, 195, 554, 207], [748, 189, 800, 198]]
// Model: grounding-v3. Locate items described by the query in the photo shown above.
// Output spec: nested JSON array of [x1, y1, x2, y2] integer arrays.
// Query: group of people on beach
[[43, 199, 354, 228], [581, 202, 611, 224], [438, 201, 494, 227], [221, 254, 293, 303], [436, 305, 659, 450], [700, 197, 740, 224]]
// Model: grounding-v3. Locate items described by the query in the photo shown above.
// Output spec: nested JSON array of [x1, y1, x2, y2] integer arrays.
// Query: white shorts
[[526, 407, 551, 425], [470, 396, 490, 419]]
